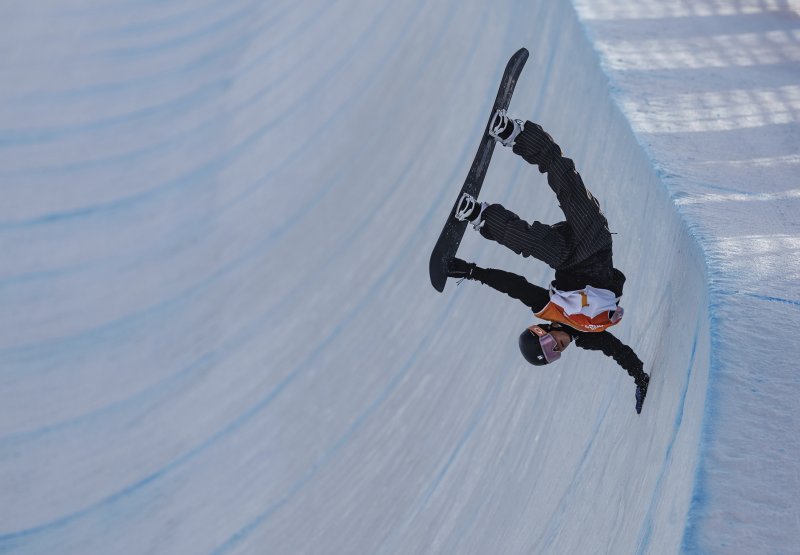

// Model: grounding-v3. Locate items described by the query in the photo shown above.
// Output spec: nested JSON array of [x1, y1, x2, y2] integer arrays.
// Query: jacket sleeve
[[469, 266, 550, 311], [573, 331, 644, 380]]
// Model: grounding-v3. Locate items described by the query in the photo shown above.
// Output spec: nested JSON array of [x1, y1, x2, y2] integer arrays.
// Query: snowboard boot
[[446, 257, 477, 280], [454, 192, 487, 230], [489, 109, 524, 147], [635, 373, 650, 414]]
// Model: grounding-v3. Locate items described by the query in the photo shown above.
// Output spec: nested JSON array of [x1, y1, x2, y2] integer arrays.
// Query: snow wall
[[5, 0, 796, 553]]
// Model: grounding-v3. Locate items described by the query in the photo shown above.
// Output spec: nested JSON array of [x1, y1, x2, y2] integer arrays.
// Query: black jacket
[[469, 266, 644, 380]]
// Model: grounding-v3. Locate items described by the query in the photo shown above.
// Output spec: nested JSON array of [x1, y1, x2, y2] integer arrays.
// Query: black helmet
[[519, 325, 562, 366]]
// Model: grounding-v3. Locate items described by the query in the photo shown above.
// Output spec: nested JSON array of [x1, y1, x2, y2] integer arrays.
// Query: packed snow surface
[[0, 0, 797, 553]]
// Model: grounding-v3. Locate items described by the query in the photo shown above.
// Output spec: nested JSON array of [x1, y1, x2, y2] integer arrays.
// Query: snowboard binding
[[489, 109, 524, 147], [454, 192, 486, 230]]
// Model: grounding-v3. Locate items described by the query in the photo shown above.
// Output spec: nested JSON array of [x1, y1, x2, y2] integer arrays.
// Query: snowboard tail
[[429, 48, 529, 292]]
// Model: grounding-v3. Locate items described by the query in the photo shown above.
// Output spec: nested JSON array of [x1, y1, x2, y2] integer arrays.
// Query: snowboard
[[429, 47, 529, 292]]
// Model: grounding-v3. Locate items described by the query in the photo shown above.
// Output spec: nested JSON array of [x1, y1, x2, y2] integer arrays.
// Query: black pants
[[479, 122, 613, 274]]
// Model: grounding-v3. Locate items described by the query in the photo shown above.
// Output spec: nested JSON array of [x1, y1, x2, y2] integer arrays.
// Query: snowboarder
[[448, 110, 650, 413]]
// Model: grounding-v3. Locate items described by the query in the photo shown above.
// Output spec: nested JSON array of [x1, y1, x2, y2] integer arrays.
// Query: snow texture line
[[0, 0, 434, 543]]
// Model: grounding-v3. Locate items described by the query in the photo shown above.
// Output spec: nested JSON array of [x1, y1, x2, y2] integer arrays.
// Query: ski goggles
[[529, 325, 561, 364]]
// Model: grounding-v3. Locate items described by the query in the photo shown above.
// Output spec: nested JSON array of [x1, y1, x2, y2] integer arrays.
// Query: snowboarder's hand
[[446, 258, 476, 280], [635, 372, 650, 414]]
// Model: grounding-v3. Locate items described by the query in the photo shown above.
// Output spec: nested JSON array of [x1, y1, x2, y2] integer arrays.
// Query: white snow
[[0, 0, 797, 553]]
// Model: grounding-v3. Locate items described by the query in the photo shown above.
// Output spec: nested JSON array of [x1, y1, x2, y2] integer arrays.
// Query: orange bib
[[534, 285, 623, 333]]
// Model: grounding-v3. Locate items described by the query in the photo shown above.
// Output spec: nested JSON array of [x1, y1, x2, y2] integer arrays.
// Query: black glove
[[635, 372, 650, 415], [446, 258, 476, 279]]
